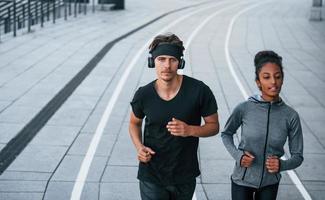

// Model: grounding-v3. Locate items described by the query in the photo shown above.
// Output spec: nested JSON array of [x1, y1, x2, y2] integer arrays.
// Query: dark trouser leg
[[231, 180, 254, 200], [169, 179, 196, 200], [139, 180, 196, 200], [139, 181, 169, 200], [255, 183, 279, 200]]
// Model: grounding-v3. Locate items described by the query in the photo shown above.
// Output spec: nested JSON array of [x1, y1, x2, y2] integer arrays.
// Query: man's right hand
[[137, 146, 156, 163], [240, 151, 255, 168]]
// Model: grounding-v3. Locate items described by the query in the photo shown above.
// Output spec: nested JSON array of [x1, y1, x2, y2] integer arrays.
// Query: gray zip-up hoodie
[[221, 95, 303, 188]]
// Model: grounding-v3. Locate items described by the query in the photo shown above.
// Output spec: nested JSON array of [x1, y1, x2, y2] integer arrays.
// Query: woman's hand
[[241, 151, 255, 167], [266, 155, 280, 173]]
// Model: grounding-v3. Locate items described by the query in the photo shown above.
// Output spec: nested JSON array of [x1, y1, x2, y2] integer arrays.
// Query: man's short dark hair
[[149, 33, 185, 52]]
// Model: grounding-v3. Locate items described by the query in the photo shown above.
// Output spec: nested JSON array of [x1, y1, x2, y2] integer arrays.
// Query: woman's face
[[256, 62, 283, 102]]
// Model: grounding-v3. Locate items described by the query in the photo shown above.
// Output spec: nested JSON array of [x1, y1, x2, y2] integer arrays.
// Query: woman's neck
[[261, 94, 280, 102]]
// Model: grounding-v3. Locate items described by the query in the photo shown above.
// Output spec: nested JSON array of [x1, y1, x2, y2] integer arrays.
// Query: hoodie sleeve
[[280, 112, 304, 171], [221, 103, 245, 165]]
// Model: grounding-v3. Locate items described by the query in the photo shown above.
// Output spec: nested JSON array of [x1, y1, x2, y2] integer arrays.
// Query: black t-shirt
[[130, 75, 218, 185]]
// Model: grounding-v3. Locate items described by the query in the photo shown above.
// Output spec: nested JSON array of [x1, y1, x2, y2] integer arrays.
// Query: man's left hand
[[166, 118, 191, 137]]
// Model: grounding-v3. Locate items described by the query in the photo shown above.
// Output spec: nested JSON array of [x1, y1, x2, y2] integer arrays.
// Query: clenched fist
[[240, 151, 255, 168], [266, 155, 280, 173], [166, 118, 191, 137], [137, 146, 155, 163]]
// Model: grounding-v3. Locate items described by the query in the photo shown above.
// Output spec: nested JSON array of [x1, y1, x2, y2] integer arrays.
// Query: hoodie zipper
[[259, 103, 271, 188], [242, 168, 247, 180]]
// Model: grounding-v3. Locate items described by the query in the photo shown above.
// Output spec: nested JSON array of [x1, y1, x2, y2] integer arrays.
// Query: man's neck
[[155, 75, 183, 100]]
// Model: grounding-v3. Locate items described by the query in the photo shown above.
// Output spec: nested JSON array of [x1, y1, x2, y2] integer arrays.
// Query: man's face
[[154, 55, 179, 82]]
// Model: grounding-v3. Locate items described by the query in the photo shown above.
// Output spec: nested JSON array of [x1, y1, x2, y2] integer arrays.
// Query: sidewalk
[[0, 0, 325, 199]]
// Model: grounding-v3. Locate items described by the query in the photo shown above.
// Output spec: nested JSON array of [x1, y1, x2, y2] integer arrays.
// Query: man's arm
[[166, 113, 219, 137], [129, 111, 155, 163], [129, 111, 144, 150]]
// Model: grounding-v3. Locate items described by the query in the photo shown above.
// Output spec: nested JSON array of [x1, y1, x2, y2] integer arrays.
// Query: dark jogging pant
[[139, 180, 196, 200], [231, 180, 279, 200]]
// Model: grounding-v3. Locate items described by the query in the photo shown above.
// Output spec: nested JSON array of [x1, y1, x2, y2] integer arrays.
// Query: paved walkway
[[0, 0, 324, 199]]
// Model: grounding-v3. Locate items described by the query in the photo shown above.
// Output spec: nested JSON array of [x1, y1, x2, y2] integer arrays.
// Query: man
[[129, 33, 219, 200]]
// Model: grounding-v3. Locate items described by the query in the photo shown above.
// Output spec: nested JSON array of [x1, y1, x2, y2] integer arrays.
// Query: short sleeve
[[200, 84, 218, 117], [130, 87, 145, 119]]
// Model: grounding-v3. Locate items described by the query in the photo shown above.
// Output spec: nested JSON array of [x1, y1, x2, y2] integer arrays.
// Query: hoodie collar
[[249, 94, 284, 106]]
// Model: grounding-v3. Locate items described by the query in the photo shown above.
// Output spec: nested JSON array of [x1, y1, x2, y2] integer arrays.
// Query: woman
[[221, 50, 304, 200]]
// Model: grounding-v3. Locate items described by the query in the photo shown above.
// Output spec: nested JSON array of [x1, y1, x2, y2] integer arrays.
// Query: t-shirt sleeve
[[200, 84, 218, 117], [130, 87, 145, 119]]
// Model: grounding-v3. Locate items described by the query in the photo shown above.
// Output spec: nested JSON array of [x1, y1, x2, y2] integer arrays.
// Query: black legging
[[232, 180, 279, 200]]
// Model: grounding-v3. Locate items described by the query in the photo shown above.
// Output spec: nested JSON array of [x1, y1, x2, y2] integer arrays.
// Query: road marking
[[70, 1, 234, 199], [182, 2, 249, 199], [224, 2, 313, 200]]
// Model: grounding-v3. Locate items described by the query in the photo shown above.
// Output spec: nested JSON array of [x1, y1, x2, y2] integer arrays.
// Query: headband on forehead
[[150, 44, 183, 61]]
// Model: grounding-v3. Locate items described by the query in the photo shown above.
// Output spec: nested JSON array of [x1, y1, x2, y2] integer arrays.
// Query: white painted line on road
[[183, 2, 248, 199], [184, 1, 248, 61], [70, 1, 234, 200], [224, 2, 313, 200], [287, 170, 312, 200], [192, 193, 198, 200], [185, 2, 247, 49]]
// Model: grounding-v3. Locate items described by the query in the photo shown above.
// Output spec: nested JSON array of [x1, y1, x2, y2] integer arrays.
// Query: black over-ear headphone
[[148, 56, 185, 69]]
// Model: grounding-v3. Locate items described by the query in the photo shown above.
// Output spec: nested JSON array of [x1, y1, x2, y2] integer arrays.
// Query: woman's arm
[[221, 104, 245, 165], [280, 112, 304, 171]]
